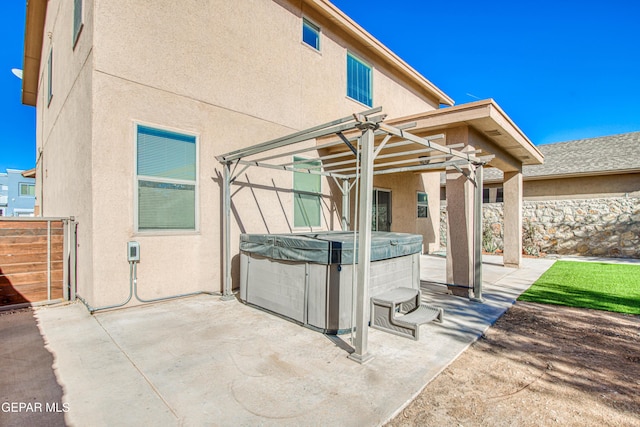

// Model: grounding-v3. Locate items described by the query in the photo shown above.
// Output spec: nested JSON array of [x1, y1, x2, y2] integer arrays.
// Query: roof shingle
[[442, 131, 640, 184]]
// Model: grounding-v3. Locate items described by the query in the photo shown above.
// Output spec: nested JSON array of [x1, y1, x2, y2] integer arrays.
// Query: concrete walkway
[[16, 255, 554, 426]]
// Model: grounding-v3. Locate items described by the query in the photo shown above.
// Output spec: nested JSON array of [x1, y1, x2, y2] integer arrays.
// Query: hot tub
[[239, 231, 422, 334]]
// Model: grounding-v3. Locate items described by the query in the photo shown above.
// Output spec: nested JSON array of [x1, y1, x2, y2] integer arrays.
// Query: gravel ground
[[387, 301, 640, 426]]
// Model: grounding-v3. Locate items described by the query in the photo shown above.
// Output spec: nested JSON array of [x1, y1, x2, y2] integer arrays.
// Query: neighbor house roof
[[22, 0, 454, 107], [456, 131, 640, 184]]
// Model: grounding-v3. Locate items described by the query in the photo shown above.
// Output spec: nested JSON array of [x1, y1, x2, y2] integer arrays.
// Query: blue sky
[[332, 0, 640, 145], [1, 1, 34, 172], [1, 1, 639, 171]]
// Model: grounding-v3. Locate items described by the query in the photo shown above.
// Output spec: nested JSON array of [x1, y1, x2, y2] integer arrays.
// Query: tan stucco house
[[439, 132, 640, 258], [22, 0, 542, 310], [479, 131, 640, 200]]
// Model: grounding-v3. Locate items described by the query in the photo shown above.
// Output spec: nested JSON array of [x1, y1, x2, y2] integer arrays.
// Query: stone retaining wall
[[439, 197, 640, 258]]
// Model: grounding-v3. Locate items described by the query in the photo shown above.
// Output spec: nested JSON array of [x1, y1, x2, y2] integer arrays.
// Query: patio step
[[370, 287, 443, 341]]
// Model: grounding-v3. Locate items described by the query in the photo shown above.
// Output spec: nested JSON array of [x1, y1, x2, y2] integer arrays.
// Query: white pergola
[[216, 107, 493, 363]]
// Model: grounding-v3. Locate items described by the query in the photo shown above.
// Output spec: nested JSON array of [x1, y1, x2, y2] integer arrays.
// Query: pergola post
[[472, 164, 484, 301], [221, 162, 235, 301], [349, 127, 375, 364], [445, 165, 475, 298], [342, 179, 350, 231], [503, 170, 523, 268]]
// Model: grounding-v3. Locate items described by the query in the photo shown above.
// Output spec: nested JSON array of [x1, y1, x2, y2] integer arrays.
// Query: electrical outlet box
[[127, 241, 140, 262]]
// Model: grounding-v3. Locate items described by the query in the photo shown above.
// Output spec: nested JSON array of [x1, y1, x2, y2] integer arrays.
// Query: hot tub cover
[[240, 231, 422, 264]]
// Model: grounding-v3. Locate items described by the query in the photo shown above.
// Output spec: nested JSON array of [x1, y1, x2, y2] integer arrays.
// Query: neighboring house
[[440, 132, 640, 258], [481, 131, 640, 200], [0, 169, 36, 217], [21, 0, 542, 308]]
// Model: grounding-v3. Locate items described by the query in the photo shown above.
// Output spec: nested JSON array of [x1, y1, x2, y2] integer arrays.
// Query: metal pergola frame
[[216, 107, 492, 363]]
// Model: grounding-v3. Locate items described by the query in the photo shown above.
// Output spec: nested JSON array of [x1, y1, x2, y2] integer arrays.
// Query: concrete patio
[[13, 255, 554, 426]]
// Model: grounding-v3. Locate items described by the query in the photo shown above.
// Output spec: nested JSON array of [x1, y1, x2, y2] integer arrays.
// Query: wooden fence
[[0, 218, 76, 308]]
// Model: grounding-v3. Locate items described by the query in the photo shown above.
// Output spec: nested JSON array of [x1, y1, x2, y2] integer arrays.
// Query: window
[[347, 52, 372, 107], [302, 18, 320, 50], [496, 188, 504, 203], [19, 183, 35, 197], [73, 0, 83, 46], [293, 156, 321, 228], [136, 125, 197, 231], [47, 48, 53, 105], [483, 188, 490, 203], [417, 192, 428, 218]]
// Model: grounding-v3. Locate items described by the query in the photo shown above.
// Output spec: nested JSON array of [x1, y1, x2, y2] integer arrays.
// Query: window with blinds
[[73, 0, 83, 46], [19, 183, 35, 197], [347, 52, 372, 107], [293, 156, 321, 228], [136, 125, 197, 231]]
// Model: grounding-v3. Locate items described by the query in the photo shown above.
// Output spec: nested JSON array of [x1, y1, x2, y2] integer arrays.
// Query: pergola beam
[[217, 107, 382, 162], [216, 108, 491, 365], [378, 123, 482, 164], [235, 159, 350, 180]]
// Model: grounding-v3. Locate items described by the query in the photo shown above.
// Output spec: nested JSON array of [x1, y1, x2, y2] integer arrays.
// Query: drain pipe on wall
[[129, 241, 214, 304], [76, 261, 134, 314], [78, 241, 218, 314]]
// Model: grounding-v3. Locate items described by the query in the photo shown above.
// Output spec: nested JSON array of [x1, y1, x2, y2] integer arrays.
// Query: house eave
[[21, 0, 48, 106], [524, 168, 640, 181], [388, 99, 544, 167]]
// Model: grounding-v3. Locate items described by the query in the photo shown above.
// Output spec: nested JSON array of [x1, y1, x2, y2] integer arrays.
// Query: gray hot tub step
[[370, 287, 444, 341]]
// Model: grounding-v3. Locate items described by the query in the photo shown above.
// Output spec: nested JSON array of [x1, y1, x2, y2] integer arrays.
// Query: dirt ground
[[387, 301, 640, 426]]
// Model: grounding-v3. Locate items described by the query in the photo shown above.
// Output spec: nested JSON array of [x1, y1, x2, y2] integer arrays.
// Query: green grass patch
[[519, 261, 640, 315]]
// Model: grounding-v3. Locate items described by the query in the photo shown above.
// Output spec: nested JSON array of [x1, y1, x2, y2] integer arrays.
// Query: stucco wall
[[37, 0, 96, 301], [440, 197, 640, 259], [348, 171, 440, 253], [93, 0, 439, 132], [37, 0, 443, 307], [522, 174, 640, 200]]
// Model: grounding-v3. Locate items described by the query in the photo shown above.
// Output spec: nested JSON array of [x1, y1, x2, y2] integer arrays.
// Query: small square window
[[302, 18, 320, 51], [19, 183, 35, 197], [496, 188, 504, 203], [417, 192, 428, 218], [347, 53, 372, 107]]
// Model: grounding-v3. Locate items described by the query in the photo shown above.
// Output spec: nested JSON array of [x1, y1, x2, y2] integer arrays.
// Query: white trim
[[133, 121, 200, 234]]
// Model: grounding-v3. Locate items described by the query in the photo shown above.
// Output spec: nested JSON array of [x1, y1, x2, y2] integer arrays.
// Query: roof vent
[[486, 129, 502, 136]]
